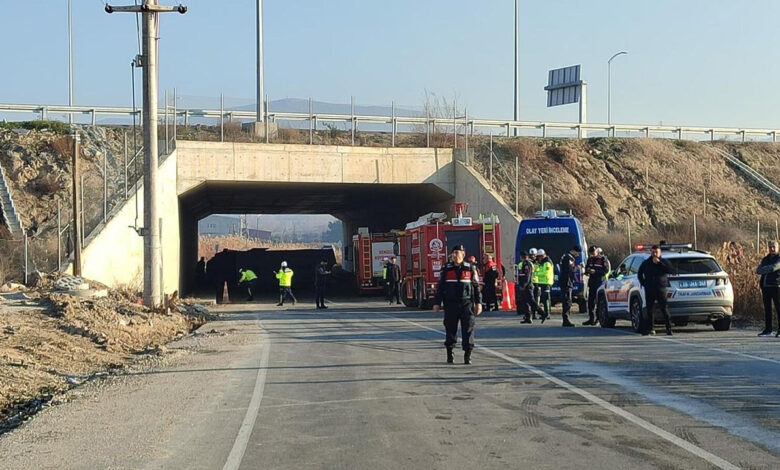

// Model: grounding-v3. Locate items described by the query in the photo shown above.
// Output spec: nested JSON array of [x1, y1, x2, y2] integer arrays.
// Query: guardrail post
[[489, 133, 494, 190], [610, 126, 616, 138], [309, 97, 313, 145], [541, 123, 547, 138], [577, 125, 583, 139], [644, 127, 650, 138], [391, 101, 396, 148], [741, 130, 746, 143], [426, 109, 430, 148], [773, 131, 777, 143], [91, 109, 96, 127], [264, 94, 269, 144], [709, 130, 714, 142], [677, 128, 682, 140], [220, 93, 224, 142], [351, 96, 355, 146], [506, 123, 510, 137], [40, 107, 46, 121], [184, 109, 189, 128]]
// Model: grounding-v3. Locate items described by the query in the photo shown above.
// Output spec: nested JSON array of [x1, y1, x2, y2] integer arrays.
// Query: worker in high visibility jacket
[[238, 268, 258, 302], [534, 249, 554, 322], [275, 261, 297, 307]]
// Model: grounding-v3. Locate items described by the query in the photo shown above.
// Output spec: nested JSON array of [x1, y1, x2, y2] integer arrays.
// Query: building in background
[[198, 215, 241, 236]]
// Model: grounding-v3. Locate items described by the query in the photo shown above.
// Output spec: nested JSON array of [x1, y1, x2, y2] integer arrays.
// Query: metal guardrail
[[2, 102, 780, 143], [710, 147, 780, 201]]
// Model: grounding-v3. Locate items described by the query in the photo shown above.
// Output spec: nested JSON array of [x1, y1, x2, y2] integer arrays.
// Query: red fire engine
[[397, 203, 502, 309], [352, 229, 402, 295]]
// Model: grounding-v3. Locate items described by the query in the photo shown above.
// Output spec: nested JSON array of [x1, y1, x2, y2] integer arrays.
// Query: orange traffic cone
[[500, 280, 514, 310], [222, 281, 230, 304]]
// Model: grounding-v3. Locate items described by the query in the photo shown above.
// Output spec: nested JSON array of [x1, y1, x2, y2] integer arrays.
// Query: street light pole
[[607, 51, 627, 125], [68, 0, 74, 125], [256, 0, 264, 123], [513, 0, 520, 135]]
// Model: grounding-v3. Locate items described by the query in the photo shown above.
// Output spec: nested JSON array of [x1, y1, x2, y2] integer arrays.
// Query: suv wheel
[[630, 297, 643, 333], [713, 317, 731, 331], [598, 295, 616, 328]]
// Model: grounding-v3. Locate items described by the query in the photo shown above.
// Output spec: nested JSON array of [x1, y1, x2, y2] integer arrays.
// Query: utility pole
[[71, 132, 82, 276], [106, 1, 186, 308]]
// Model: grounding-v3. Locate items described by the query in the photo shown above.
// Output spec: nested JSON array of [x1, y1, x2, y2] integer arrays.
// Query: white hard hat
[[529, 248, 538, 256], [281, 261, 288, 267], [537, 249, 546, 256], [596, 247, 603, 254], [383, 257, 389, 261]]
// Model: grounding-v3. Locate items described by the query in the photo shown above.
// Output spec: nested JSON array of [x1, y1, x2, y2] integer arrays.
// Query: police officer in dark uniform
[[638, 244, 674, 336], [584, 246, 610, 325], [433, 245, 483, 364], [516, 251, 537, 324], [559, 246, 580, 327]]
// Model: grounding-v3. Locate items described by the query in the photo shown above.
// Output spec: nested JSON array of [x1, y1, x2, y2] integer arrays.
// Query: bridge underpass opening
[[179, 181, 455, 297]]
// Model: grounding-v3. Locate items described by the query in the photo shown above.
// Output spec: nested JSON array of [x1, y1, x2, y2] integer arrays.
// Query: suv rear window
[[669, 257, 722, 274]]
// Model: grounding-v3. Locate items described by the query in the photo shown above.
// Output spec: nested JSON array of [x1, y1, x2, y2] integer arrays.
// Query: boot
[[562, 316, 575, 327], [464, 350, 472, 365], [666, 325, 673, 336], [582, 316, 595, 326], [446, 347, 454, 364], [521, 317, 532, 324]]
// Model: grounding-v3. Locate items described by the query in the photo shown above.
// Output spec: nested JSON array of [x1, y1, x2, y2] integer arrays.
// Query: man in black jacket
[[315, 260, 331, 310], [387, 256, 402, 305], [558, 246, 581, 327], [515, 251, 536, 323], [433, 245, 483, 364], [756, 240, 780, 337], [584, 246, 610, 326], [637, 245, 674, 336]]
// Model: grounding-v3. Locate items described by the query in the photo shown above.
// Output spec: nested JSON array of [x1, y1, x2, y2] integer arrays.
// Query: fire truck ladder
[[482, 218, 496, 260], [360, 236, 373, 281]]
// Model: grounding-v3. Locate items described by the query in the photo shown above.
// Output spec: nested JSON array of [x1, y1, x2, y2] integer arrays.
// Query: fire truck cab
[[397, 204, 502, 309]]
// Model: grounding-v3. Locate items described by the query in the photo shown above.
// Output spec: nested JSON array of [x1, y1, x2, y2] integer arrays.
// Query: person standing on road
[[433, 245, 483, 365], [756, 240, 780, 337], [516, 251, 537, 324], [482, 259, 500, 311], [584, 246, 611, 325], [637, 245, 674, 336], [275, 261, 297, 307], [528, 248, 539, 319], [238, 268, 259, 302], [387, 256, 402, 305], [558, 246, 580, 327], [535, 249, 553, 322], [382, 257, 390, 301], [315, 260, 331, 310]]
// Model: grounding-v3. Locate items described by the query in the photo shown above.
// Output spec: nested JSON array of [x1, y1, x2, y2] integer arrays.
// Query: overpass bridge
[[76, 141, 518, 295]]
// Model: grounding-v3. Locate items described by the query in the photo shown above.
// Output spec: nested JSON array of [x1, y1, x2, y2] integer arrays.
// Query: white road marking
[[223, 325, 271, 470], [606, 327, 780, 365], [383, 314, 741, 470], [559, 361, 780, 455]]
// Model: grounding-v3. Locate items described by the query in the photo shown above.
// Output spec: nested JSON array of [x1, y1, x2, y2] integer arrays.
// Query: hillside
[[471, 137, 779, 241]]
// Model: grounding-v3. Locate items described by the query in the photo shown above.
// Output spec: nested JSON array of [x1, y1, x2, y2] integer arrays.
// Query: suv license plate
[[679, 280, 707, 288]]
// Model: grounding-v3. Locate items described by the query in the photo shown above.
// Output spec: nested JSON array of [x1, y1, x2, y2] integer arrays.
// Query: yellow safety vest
[[276, 268, 294, 287]]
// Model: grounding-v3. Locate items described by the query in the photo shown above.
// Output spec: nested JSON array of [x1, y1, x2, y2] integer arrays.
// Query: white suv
[[596, 244, 734, 332]]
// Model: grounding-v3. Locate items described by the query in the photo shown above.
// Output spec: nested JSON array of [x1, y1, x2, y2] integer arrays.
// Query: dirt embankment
[[0, 281, 215, 434], [473, 137, 779, 236]]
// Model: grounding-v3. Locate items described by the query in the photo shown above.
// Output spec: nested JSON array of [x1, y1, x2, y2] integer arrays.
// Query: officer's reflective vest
[[276, 268, 294, 287], [532, 261, 543, 284], [239, 269, 258, 283], [537, 258, 554, 286], [382, 265, 387, 280]]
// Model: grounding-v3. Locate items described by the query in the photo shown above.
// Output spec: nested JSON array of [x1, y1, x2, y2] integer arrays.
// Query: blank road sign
[[545, 65, 582, 107]]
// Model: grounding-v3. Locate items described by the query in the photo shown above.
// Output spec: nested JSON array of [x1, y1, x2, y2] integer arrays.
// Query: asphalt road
[[1, 300, 778, 470]]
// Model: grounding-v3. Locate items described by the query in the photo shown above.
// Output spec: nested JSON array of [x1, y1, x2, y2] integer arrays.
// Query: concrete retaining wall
[[79, 152, 180, 295], [454, 157, 520, 275]]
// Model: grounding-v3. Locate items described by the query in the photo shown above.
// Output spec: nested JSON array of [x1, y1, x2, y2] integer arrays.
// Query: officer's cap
[[450, 244, 465, 253], [520, 250, 529, 257], [572, 245, 582, 252]]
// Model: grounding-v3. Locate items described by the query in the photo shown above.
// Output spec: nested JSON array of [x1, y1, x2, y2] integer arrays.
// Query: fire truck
[[352, 229, 402, 295], [397, 203, 502, 309]]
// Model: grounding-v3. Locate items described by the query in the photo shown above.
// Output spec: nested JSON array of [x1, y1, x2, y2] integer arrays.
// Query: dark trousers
[[644, 288, 670, 332], [315, 284, 326, 308], [443, 302, 476, 351], [516, 286, 536, 320], [482, 285, 498, 309], [388, 281, 401, 303], [538, 285, 551, 316], [240, 280, 257, 300], [279, 287, 297, 305], [761, 286, 780, 331], [587, 282, 600, 317], [561, 286, 573, 323]]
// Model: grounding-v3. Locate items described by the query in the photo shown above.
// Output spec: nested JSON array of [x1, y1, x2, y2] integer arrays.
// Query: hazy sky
[[3, 0, 780, 128]]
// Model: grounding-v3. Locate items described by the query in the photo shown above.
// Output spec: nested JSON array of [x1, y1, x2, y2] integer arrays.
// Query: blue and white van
[[515, 210, 589, 312]]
